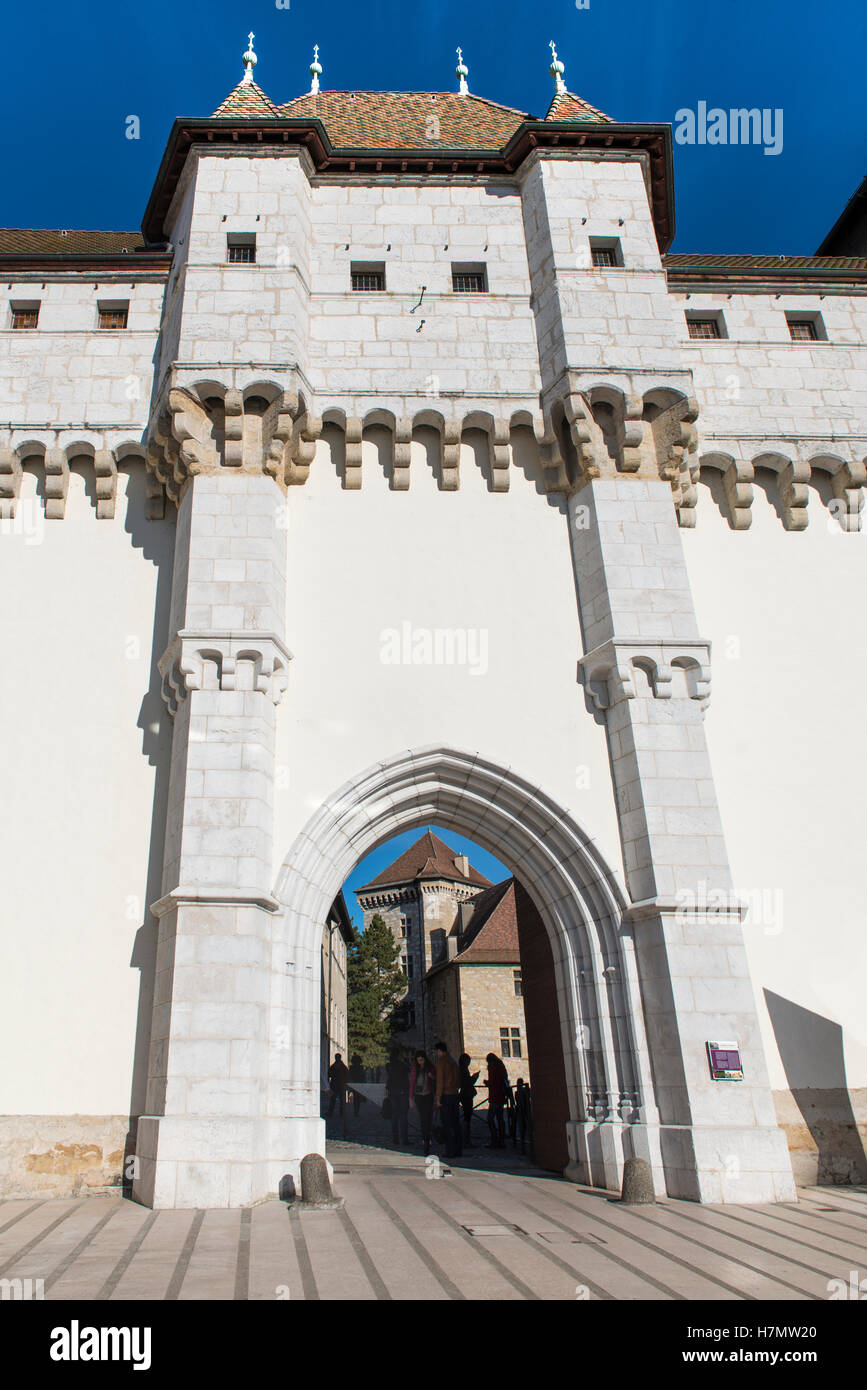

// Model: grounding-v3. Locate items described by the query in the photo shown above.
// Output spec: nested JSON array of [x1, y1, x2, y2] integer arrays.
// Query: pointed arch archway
[[273, 745, 665, 1194]]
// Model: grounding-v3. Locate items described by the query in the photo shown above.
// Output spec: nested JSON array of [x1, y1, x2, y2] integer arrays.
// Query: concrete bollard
[[299, 1153, 344, 1210], [620, 1156, 656, 1205]]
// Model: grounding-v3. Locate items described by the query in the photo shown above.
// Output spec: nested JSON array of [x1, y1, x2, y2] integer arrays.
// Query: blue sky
[[0, 1, 863, 251], [341, 827, 509, 931]]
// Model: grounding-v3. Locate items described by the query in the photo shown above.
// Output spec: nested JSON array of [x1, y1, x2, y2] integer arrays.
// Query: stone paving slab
[[0, 1177, 863, 1301]]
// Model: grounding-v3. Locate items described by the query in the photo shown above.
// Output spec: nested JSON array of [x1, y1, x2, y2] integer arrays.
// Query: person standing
[[409, 1049, 437, 1156], [458, 1053, 479, 1148], [327, 1053, 349, 1118], [514, 1077, 533, 1152], [485, 1052, 509, 1148], [348, 1053, 365, 1118], [434, 1041, 462, 1158], [386, 1046, 410, 1146]]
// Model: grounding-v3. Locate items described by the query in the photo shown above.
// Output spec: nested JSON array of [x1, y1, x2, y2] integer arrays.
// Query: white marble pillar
[[133, 470, 322, 1209]]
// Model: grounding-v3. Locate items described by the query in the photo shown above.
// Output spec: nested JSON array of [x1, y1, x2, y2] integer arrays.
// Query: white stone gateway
[[1, 39, 865, 1208]]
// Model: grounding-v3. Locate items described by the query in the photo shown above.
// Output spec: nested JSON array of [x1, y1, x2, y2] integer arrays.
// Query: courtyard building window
[[513, 969, 523, 997], [227, 233, 256, 264], [500, 1026, 522, 1058]]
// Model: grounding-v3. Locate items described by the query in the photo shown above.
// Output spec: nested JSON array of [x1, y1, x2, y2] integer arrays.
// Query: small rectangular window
[[227, 233, 256, 264], [687, 317, 720, 339], [351, 263, 385, 291], [11, 301, 39, 329], [513, 969, 523, 997], [787, 317, 818, 341], [452, 263, 488, 293], [98, 300, 129, 330], [589, 238, 623, 268]]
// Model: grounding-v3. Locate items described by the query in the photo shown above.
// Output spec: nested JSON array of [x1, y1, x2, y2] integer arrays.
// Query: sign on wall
[[706, 1041, 743, 1081]]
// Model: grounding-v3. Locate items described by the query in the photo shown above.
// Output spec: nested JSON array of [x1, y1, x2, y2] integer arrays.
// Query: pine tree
[[347, 914, 407, 1066]]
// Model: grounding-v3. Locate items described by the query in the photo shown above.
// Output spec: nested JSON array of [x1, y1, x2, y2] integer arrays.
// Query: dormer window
[[227, 233, 256, 264]]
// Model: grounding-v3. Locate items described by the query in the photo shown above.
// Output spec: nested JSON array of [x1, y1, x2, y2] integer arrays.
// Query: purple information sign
[[706, 1040, 744, 1079]]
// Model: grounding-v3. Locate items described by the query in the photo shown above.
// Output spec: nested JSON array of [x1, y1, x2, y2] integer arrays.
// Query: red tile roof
[[357, 830, 491, 893], [276, 90, 531, 150], [0, 228, 150, 255], [451, 879, 521, 964], [212, 80, 281, 119], [545, 90, 614, 124], [209, 84, 614, 151]]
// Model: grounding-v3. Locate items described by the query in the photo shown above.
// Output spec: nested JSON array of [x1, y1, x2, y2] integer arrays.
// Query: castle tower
[[355, 831, 490, 1049]]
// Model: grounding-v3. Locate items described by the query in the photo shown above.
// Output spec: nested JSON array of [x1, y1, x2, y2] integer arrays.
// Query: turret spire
[[242, 32, 257, 85], [309, 44, 322, 94], [455, 47, 469, 96], [549, 40, 566, 95]]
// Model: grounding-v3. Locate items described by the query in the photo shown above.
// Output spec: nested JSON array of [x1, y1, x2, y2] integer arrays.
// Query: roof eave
[[141, 116, 675, 251]]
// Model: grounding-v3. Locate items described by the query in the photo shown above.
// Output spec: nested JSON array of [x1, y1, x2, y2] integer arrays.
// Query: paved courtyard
[[1, 1145, 865, 1301]]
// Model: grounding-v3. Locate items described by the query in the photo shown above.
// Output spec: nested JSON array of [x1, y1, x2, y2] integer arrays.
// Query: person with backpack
[[408, 1049, 437, 1156]]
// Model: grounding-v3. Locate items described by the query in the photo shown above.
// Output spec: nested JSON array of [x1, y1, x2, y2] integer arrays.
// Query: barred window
[[11, 303, 39, 329], [351, 264, 385, 291], [589, 237, 623, 268], [788, 318, 817, 342], [227, 234, 256, 264], [98, 303, 129, 330], [687, 317, 720, 339], [452, 265, 487, 293]]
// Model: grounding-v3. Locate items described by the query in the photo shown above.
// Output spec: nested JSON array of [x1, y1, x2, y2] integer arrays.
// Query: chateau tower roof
[[356, 830, 491, 894]]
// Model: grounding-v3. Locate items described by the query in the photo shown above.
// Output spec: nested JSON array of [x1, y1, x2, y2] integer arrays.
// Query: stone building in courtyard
[[355, 831, 530, 1076], [0, 36, 865, 1207]]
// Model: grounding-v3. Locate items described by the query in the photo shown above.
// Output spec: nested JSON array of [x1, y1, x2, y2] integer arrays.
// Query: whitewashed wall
[[682, 482, 867, 1092], [0, 468, 174, 1118], [272, 427, 623, 890]]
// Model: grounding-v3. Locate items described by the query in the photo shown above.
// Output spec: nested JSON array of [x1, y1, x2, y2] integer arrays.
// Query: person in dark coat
[[458, 1053, 479, 1147], [348, 1054, 365, 1117], [385, 1047, 410, 1145], [327, 1053, 349, 1117], [409, 1050, 437, 1156]]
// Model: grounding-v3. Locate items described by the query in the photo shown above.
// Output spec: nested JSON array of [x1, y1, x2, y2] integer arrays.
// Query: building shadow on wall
[[122, 465, 176, 1194], [764, 989, 867, 1185]]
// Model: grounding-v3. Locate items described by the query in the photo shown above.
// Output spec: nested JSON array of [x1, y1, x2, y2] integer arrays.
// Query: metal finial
[[455, 46, 469, 96], [242, 32, 257, 85], [310, 43, 323, 94], [549, 40, 566, 95]]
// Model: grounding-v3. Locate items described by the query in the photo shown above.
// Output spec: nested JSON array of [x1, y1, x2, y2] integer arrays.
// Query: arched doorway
[[273, 744, 665, 1196]]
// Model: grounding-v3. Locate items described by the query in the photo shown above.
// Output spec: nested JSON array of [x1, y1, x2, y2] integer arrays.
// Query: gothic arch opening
[[273, 745, 665, 1194]]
